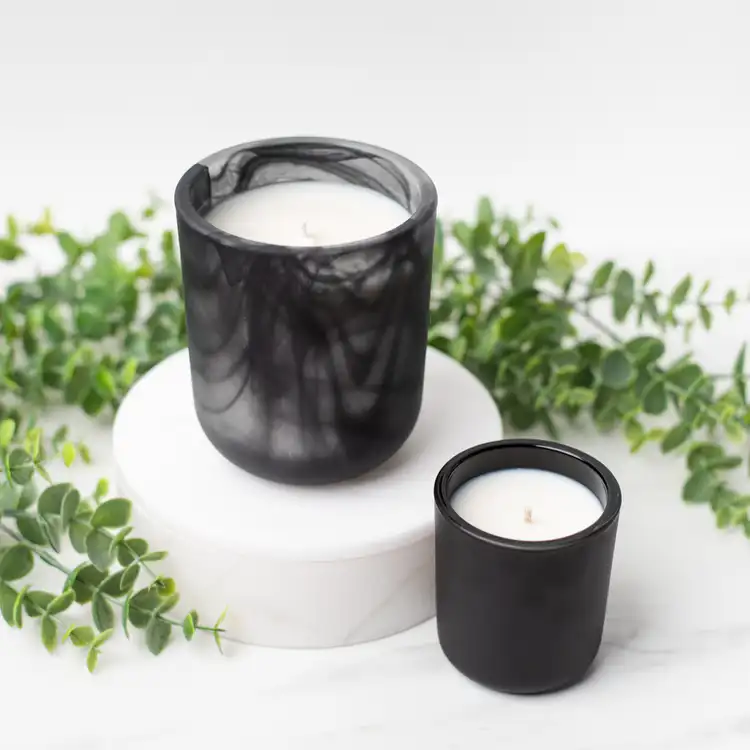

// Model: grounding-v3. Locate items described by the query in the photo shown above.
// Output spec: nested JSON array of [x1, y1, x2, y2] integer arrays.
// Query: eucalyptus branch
[[0, 420, 227, 670]]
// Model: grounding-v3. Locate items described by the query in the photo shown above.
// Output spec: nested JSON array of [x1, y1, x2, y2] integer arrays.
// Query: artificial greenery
[[1, 196, 748, 670]]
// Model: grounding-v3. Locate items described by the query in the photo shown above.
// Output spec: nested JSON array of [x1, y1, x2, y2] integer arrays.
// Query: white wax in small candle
[[451, 469, 603, 542], [206, 181, 411, 247]]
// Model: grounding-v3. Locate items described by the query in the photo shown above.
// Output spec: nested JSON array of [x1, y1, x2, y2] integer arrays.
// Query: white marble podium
[[113, 346, 503, 648]]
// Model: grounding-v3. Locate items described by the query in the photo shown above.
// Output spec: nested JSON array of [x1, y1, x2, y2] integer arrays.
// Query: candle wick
[[302, 222, 315, 240], [523, 507, 533, 524]]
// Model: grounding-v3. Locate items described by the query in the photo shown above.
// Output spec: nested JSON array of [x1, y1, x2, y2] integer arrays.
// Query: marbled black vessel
[[174, 137, 438, 485]]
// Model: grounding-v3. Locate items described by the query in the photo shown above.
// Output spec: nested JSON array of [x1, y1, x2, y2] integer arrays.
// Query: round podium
[[112, 347, 502, 648]]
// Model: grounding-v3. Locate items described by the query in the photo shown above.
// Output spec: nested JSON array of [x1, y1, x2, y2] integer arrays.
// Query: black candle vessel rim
[[434, 438, 622, 552], [174, 135, 438, 256]]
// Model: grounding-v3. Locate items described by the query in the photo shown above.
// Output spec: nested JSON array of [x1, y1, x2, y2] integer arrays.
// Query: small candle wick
[[523, 507, 533, 524], [302, 222, 316, 241]]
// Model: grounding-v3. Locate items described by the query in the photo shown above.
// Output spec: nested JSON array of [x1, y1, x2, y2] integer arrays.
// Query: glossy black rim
[[174, 135, 438, 256], [434, 439, 622, 552]]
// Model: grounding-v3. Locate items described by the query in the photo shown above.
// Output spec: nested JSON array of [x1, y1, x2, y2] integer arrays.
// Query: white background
[[2, 1, 750, 748]]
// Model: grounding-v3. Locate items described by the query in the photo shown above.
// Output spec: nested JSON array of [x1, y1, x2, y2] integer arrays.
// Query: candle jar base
[[434, 440, 622, 695]]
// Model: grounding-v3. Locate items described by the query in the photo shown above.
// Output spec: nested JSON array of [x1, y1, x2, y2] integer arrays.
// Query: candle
[[450, 468, 603, 541], [434, 439, 622, 694], [175, 137, 438, 485], [206, 181, 412, 246]]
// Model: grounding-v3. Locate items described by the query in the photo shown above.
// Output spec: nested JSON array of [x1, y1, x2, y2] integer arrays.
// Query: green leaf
[[452, 221, 472, 250], [117, 538, 148, 566], [17, 481, 38, 511], [122, 592, 133, 638], [60, 488, 81, 531], [24, 591, 54, 617], [7, 448, 34, 485], [182, 611, 196, 641], [146, 618, 172, 656], [140, 550, 168, 563], [624, 336, 665, 364], [92, 628, 114, 648], [86, 529, 114, 571], [600, 350, 634, 390], [613, 270, 635, 322], [70, 564, 107, 605], [589, 261, 614, 292], [668, 363, 704, 392], [13, 585, 29, 628], [0, 582, 18, 626], [155, 592, 180, 615], [0, 419, 16, 448], [661, 424, 691, 453], [94, 478, 109, 502], [69, 520, 90, 554], [477, 196, 494, 227], [733, 344, 747, 405], [214, 607, 228, 654], [86, 647, 99, 673], [0, 239, 25, 260], [698, 305, 712, 330], [0, 483, 20, 512], [41, 615, 57, 653], [642, 380, 668, 415], [682, 470, 715, 503], [546, 243, 573, 287], [670, 275, 692, 307], [99, 565, 138, 597], [92, 593, 115, 632], [37, 483, 74, 516], [47, 589, 75, 615], [61, 442, 76, 468], [642, 260, 655, 286], [0, 544, 33, 581], [63, 625, 95, 647], [90, 498, 131, 529], [724, 289, 738, 312]]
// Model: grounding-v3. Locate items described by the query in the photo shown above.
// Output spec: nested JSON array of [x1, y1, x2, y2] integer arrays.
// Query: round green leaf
[[0, 544, 33, 581], [116, 537, 148, 566], [86, 647, 100, 673], [90, 498, 132, 530], [7, 448, 34, 485], [92, 593, 115, 632], [86, 529, 114, 572], [600, 350, 634, 390], [642, 380, 668, 415], [47, 589, 76, 615], [41, 615, 58, 653], [661, 424, 691, 453], [146, 618, 172, 656], [682, 470, 715, 503], [63, 625, 95, 647]]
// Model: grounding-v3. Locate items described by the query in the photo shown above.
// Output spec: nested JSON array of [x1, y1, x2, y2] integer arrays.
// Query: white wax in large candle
[[451, 469, 603, 542], [206, 181, 411, 247]]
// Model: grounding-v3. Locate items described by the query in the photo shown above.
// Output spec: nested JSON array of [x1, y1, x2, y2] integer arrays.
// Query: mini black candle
[[434, 439, 622, 694], [174, 137, 437, 485]]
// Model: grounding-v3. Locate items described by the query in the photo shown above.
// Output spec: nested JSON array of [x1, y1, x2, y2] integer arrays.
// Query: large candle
[[451, 468, 603, 541], [206, 181, 411, 246]]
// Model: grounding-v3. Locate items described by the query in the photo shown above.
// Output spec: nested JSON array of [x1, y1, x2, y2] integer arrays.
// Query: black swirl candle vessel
[[434, 440, 622, 694], [174, 137, 438, 485]]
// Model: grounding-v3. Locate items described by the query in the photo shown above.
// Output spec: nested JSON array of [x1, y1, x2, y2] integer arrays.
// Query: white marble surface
[[2, 0, 750, 747]]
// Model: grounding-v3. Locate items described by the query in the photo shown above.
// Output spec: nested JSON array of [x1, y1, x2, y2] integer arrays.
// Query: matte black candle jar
[[174, 137, 438, 485], [434, 439, 622, 694]]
